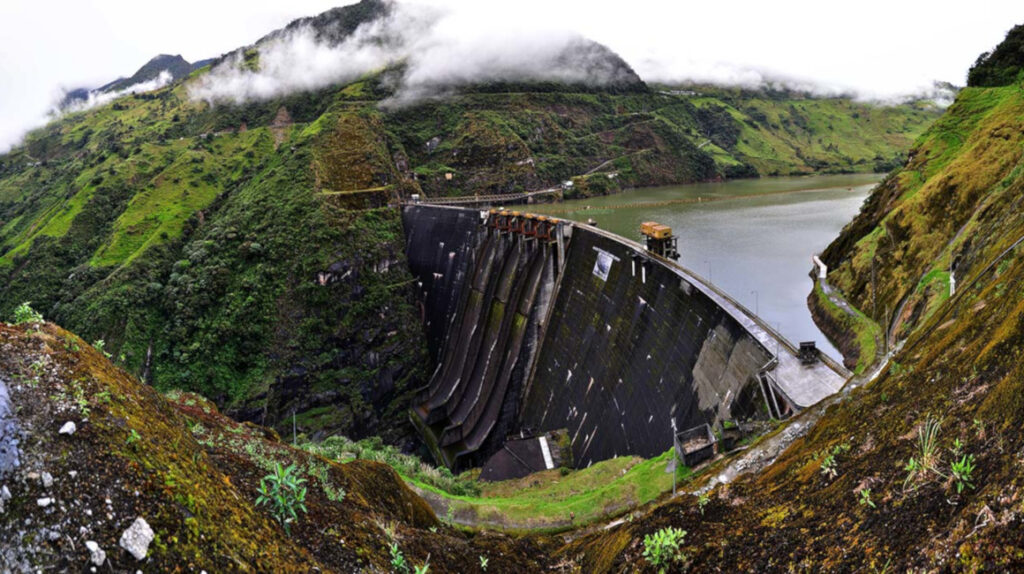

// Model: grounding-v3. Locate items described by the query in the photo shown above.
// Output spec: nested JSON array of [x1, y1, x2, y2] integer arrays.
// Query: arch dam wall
[[402, 204, 847, 470]]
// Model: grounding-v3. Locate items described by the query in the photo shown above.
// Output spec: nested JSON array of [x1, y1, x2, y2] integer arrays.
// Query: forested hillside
[[0, 0, 938, 442]]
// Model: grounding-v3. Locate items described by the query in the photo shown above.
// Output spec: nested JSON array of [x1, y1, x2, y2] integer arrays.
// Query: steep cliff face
[[820, 84, 1024, 344]]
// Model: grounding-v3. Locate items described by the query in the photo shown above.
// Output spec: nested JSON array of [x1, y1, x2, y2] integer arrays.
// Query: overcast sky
[[2, 0, 1023, 152]]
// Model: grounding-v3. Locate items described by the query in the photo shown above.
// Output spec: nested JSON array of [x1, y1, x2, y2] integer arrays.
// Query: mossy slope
[[561, 33, 1024, 572], [567, 221, 1024, 570], [0, 322, 555, 572]]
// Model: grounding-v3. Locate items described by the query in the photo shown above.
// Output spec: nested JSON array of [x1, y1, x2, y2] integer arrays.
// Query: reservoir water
[[531, 173, 882, 362]]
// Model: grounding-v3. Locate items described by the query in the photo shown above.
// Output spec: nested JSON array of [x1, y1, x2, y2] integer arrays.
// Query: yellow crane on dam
[[640, 221, 680, 260]]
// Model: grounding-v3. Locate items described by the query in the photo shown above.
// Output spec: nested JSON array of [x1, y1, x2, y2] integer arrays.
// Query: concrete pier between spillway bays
[[402, 204, 848, 471]]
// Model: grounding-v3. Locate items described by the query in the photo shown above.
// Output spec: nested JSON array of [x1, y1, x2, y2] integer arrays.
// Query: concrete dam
[[402, 204, 848, 474]]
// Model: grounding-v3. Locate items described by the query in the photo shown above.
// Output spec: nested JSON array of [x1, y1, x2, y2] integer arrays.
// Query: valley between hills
[[3, 1, 1024, 572]]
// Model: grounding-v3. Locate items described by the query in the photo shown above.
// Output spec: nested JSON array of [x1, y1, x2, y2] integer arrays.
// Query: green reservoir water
[[531, 173, 882, 362]]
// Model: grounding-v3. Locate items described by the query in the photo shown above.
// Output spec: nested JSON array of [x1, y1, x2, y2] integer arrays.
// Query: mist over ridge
[[179, 0, 962, 111], [188, 0, 645, 108]]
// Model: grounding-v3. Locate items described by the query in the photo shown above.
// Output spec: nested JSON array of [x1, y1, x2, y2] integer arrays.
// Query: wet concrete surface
[[405, 205, 851, 472]]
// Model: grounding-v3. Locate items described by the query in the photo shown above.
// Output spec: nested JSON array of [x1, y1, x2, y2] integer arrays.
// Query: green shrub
[[858, 488, 876, 508], [389, 542, 428, 573], [642, 526, 687, 573], [820, 453, 838, 479], [389, 542, 408, 572], [697, 492, 710, 514], [256, 463, 309, 534], [904, 416, 942, 489], [950, 455, 976, 493], [93, 339, 112, 359], [12, 302, 43, 325]]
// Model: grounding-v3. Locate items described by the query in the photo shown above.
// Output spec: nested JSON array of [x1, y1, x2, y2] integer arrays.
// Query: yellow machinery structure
[[640, 221, 680, 260]]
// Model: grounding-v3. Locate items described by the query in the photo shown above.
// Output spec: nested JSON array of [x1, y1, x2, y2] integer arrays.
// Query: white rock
[[37, 497, 53, 507], [59, 421, 76, 435], [85, 541, 106, 566], [41, 472, 53, 488], [119, 517, 154, 561]]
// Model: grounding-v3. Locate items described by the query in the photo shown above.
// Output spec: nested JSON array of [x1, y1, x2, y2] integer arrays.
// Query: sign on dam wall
[[402, 204, 848, 471]]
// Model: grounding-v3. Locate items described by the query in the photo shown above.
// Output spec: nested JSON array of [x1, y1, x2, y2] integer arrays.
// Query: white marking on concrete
[[571, 413, 589, 444], [538, 436, 555, 470], [581, 427, 598, 459]]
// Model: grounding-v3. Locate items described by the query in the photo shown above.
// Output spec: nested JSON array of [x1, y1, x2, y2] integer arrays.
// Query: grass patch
[[413, 449, 684, 531]]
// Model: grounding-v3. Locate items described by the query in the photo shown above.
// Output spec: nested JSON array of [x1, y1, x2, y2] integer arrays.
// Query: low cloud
[[189, 15, 410, 104], [639, 57, 958, 107], [60, 70, 175, 114], [189, 3, 636, 108]]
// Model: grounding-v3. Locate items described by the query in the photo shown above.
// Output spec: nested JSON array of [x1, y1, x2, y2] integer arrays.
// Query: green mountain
[[660, 83, 943, 177], [0, 0, 937, 445], [7, 3, 1024, 572], [98, 54, 195, 93]]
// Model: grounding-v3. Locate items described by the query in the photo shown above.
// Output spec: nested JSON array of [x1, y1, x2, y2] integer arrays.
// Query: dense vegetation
[[0, 1, 937, 446], [967, 24, 1024, 87], [4, 3, 1024, 570]]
